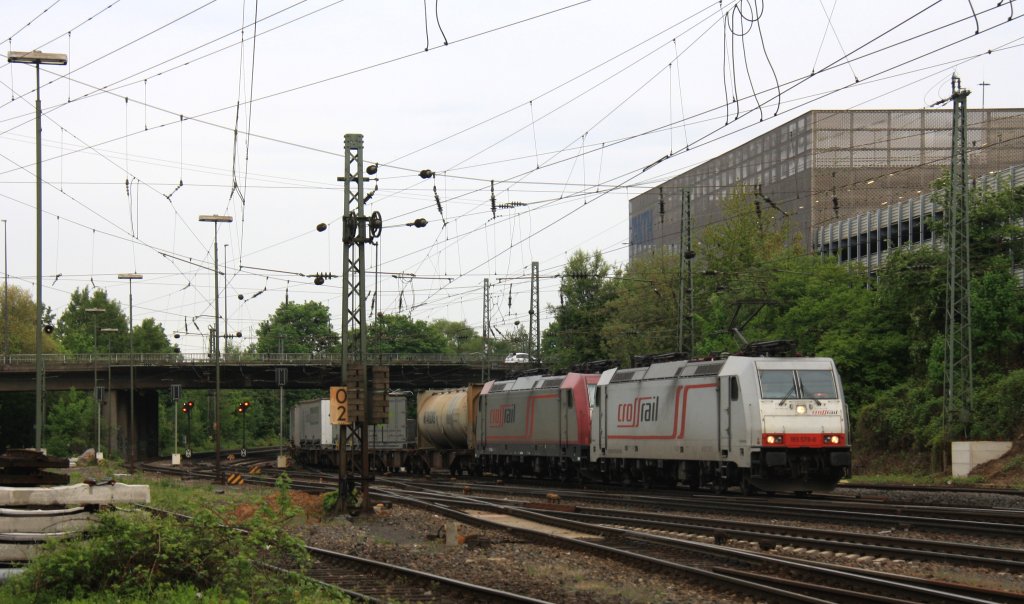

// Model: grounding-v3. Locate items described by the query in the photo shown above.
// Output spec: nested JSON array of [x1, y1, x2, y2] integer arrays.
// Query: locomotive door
[[559, 388, 570, 454], [718, 376, 735, 458], [597, 385, 608, 453]]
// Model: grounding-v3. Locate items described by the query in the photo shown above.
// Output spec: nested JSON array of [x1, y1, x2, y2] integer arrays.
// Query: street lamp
[[85, 307, 106, 456], [100, 327, 119, 457], [199, 214, 232, 483], [3, 218, 8, 364], [118, 273, 142, 473], [9, 50, 69, 450]]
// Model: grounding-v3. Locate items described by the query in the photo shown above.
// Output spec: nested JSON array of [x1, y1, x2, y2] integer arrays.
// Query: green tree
[[251, 301, 339, 353], [132, 317, 174, 353], [366, 313, 446, 354], [430, 318, 483, 355], [693, 186, 804, 348], [542, 250, 614, 369], [44, 388, 94, 457], [601, 250, 684, 366], [54, 287, 128, 353], [0, 284, 60, 353]]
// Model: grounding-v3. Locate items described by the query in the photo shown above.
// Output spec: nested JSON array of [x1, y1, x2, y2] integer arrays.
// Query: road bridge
[[0, 352, 517, 392], [0, 352, 533, 461]]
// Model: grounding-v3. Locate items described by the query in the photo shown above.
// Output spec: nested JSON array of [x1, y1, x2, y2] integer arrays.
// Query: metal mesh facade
[[629, 109, 1024, 258]]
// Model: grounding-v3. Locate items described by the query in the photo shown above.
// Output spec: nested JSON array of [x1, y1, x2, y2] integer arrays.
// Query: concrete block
[[951, 441, 1012, 477]]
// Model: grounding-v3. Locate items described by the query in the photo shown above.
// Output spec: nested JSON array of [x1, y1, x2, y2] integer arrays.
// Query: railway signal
[[237, 401, 251, 457], [181, 401, 194, 459]]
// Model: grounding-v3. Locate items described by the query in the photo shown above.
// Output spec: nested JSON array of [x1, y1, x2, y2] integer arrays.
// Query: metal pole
[[213, 227, 222, 482], [199, 214, 231, 480], [101, 327, 117, 455], [118, 274, 142, 468], [128, 281, 135, 472], [94, 317, 99, 450], [34, 64, 43, 450], [223, 243, 228, 352], [3, 218, 8, 364]]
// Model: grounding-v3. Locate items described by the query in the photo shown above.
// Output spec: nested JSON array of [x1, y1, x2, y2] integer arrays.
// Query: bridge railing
[[1, 352, 511, 368]]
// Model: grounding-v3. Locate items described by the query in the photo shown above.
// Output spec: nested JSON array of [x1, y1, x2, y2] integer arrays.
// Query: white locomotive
[[591, 355, 851, 493]]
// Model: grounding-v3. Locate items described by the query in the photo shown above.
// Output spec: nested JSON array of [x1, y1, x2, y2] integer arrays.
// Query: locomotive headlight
[[825, 434, 841, 445], [796, 404, 807, 415], [766, 435, 783, 444]]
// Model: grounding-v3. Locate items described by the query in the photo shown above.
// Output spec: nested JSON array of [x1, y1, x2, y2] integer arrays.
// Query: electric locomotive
[[591, 355, 851, 493]]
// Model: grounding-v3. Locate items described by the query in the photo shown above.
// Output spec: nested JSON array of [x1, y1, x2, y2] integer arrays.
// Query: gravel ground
[[286, 487, 1024, 603], [294, 502, 751, 604]]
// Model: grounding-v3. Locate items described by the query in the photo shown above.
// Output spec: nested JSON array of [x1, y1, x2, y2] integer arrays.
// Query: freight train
[[290, 354, 851, 494]]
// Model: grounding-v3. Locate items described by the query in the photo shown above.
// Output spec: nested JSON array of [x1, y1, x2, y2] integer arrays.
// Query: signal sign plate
[[330, 386, 351, 425]]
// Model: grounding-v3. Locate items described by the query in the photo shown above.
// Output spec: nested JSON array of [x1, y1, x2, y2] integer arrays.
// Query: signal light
[[182, 401, 194, 414], [237, 401, 251, 414]]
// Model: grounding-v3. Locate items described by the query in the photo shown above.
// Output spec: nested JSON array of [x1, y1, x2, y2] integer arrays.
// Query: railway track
[[138, 504, 544, 603], [376, 488, 1024, 604], [139, 461, 1024, 602], [379, 475, 1024, 536]]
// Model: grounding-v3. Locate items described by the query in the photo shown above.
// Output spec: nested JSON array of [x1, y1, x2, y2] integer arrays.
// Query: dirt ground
[[852, 440, 1024, 488], [967, 440, 1024, 487]]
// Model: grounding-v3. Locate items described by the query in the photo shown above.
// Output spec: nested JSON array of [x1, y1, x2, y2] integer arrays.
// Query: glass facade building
[[629, 109, 1024, 259]]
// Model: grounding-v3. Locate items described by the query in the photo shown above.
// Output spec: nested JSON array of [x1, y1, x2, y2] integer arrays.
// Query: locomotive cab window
[[758, 369, 838, 399], [759, 370, 797, 399], [797, 370, 838, 399]]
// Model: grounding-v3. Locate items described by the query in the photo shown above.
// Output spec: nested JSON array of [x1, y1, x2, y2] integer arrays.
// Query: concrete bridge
[[0, 352, 530, 460], [0, 352, 516, 392]]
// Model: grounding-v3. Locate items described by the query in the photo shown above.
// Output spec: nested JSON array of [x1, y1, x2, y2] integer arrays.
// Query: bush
[[2, 499, 313, 603]]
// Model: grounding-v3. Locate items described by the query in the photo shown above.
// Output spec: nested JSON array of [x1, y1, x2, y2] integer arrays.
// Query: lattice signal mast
[[529, 261, 541, 363], [943, 75, 973, 439]]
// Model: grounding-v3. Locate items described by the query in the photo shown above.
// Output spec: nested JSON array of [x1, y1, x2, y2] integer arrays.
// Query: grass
[[846, 473, 988, 487]]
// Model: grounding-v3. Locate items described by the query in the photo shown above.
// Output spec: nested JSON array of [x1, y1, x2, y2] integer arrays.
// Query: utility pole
[[482, 278, 490, 382], [943, 74, 973, 444], [340, 133, 374, 514], [528, 261, 540, 363], [678, 190, 694, 355]]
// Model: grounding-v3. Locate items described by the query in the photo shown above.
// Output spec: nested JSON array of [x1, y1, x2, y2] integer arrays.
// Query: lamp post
[[199, 214, 232, 483], [2, 218, 8, 365], [85, 307, 106, 455], [100, 327, 119, 457], [8, 50, 69, 449], [118, 273, 142, 472]]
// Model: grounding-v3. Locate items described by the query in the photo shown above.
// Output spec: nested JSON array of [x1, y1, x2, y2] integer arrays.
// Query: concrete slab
[[0, 510, 95, 534], [0, 543, 40, 562], [0, 483, 150, 506], [464, 510, 602, 540]]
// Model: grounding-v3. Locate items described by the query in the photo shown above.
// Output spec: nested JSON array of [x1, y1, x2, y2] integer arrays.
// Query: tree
[[542, 250, 614, 369], [601, 250, 684, 366], [44, 388, 94, 457], [251, 301, 339, 354], [0, 284, 60, 354], [366, 314, 446, 354], [54, 287, 129, 354], [430, 319, 483, 355], [132, 318, 174, 353]]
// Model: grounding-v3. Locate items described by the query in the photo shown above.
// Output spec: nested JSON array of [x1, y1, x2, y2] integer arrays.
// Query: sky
[[0, 0, 1021, 354]]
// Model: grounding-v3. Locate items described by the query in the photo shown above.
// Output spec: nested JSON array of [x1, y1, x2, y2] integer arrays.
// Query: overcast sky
[[1, 0, 1020, 353]]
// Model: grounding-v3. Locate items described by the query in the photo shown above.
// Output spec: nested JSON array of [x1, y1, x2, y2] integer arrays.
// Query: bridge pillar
[[107, 389, 160, 463]]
